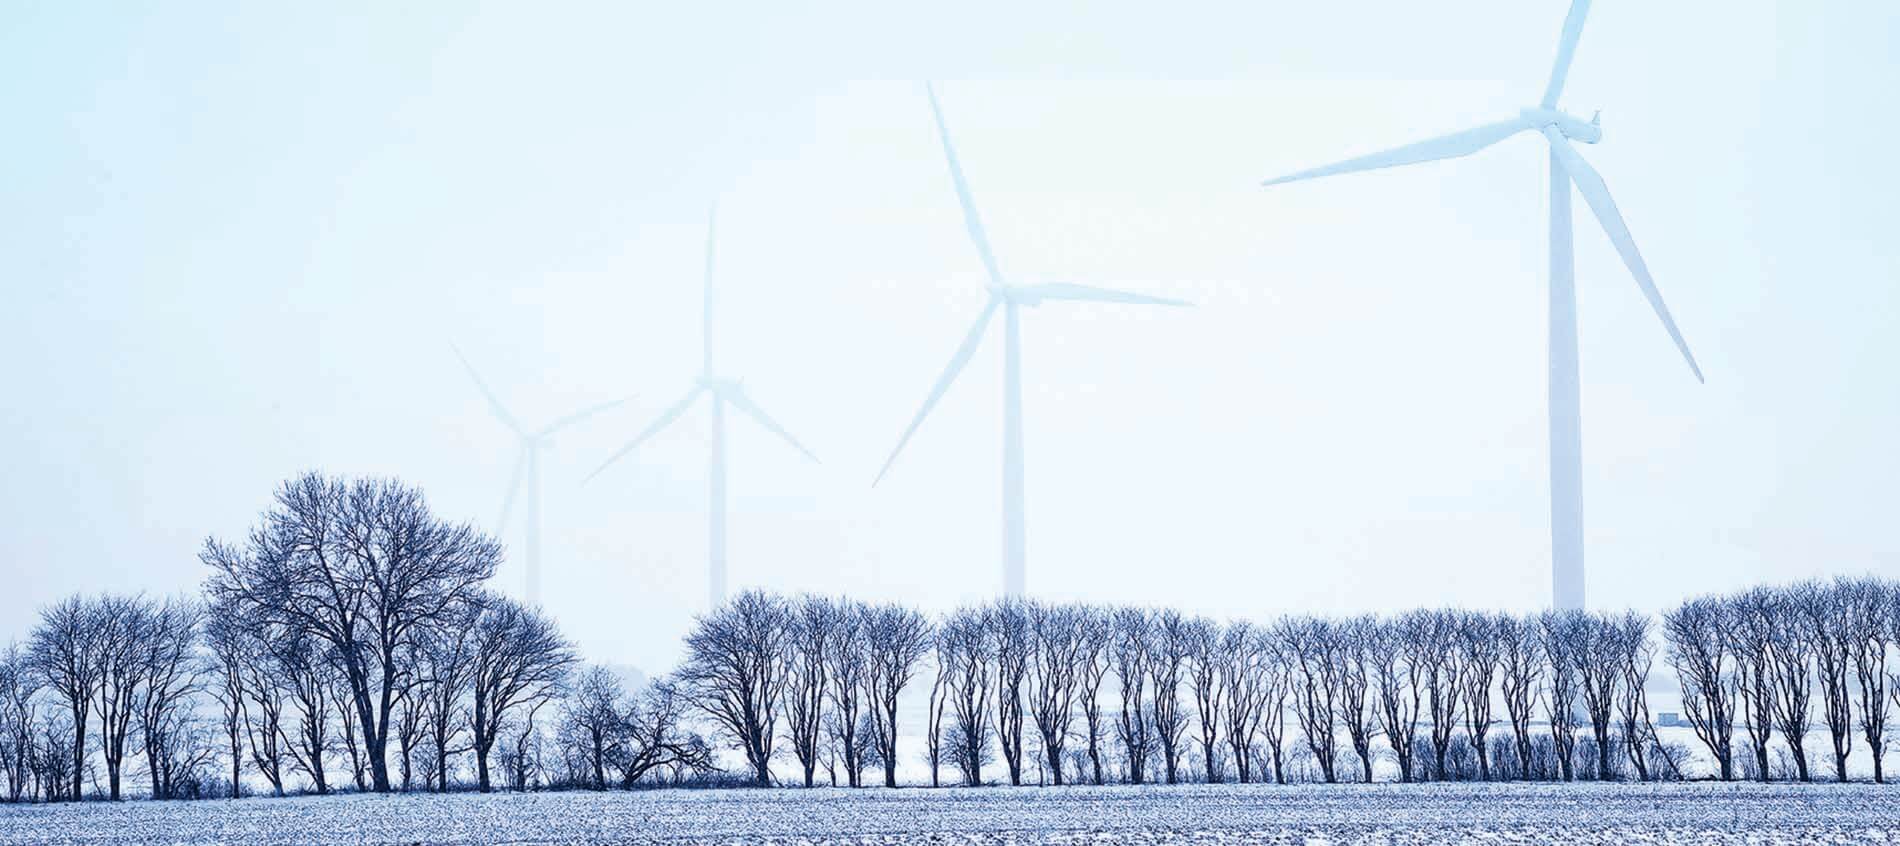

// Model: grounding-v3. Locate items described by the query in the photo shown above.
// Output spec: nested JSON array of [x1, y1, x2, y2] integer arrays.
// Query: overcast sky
[[2, 1, 1895, 673]]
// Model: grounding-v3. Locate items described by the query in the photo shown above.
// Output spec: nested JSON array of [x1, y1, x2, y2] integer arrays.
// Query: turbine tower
[[453, 346, 627, 606], [586, 206, 819, 610], [875, 82, 1190, 598], [1260, 0, 1702, 611]]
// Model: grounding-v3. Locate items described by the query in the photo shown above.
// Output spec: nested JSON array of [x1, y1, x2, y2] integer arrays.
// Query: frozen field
[[1, 782, 1895, 845]]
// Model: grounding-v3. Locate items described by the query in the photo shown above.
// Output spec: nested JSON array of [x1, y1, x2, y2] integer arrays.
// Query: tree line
[[1, 473, 1895, 802]]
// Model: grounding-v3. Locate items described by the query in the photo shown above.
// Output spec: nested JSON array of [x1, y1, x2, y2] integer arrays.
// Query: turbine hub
[[995, 284, 1043, 307], [1519, 107, 1602, 144]]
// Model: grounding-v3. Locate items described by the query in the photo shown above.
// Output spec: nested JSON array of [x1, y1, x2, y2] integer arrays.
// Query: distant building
[[1657, 712, 1687, 727]]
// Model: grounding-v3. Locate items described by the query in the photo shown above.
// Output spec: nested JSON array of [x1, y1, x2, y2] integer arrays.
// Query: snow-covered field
[[2, 782, 1896, 845]]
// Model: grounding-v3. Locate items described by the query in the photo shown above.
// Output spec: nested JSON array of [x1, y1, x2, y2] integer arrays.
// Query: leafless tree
[[1217, 621, 1267, 784], [863, 602, 931, 788], [276, 628, 335, 794], [470, 595, 574, 792], [1767, 584, 1816, 782], [89, 595, 150, 800], [416, 608, 477, 792], [0, 644, 37, 802], [1025, 602, 1083, 785], [1796, 580, 1856, 782], [135, 598, 203, 800], [563, 666, 622, 790], [1663, 595, 1736, 780], [1612, 611, 1662, 782], [1725, 586, 1778, 781], [825, 600, 872, 788], [1840, 577, 1890, 783], [202, 602, 252, 799], [938, 607, 993, 786], [924, 633, 951, 787], [1111, 607, 1153, 784], [1415, 610, 1463, 780], [28, 595, 103, 801], [1456, 613, 1501, 782], [1183, 616, 1224, 783], [1280, 617, 1340, 784], [1257, 633, 1292, 784], [677, 590, 792, 787], [1495, 613, 1541, 780], [1147, 609, 1192, 784], [1336, 616, 1378, 783], [784, 595, 833, 788], [1368, 615, 1422, 782], [203, 473, 501, 792], [1073, 606, 1113, 786], [618, 680, 712, 787], [1575, 613, 1622, 781], [1537, 610, 1582, 782], [990, 600, 1031, 786]]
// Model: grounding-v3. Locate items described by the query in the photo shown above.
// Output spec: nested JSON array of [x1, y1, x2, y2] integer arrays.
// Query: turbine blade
[[1262, 118, 1533, 187], [716, 384, 819, 463], [703, 203, 717, 375], [583, 386, 706, 483], [1540, 0, 1594, 109], [497, 448, 528, 531], [536, 395, 633, 438], [874, 297, 1001, 486], [1016, 283, 1193, 307], [926, 82, 1006, 287], [451, 344, 524, 435], [1543, 129, 1704, 383]]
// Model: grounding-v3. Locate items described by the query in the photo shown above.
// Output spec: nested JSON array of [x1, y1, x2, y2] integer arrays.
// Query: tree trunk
[[476, 745, 492, 793]]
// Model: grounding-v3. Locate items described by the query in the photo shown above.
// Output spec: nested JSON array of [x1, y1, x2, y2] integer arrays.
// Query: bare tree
[[1575, 613, 1621, 781], [1538, 610, 1582, 782], [203, 473, 501, 792], [1147, 609, 1191, 784], [1495, 613, 1541, 780], [1073, 607, 1113, 786], [678, 591, 791, 787], [1111, 607, 1153, 784], [1025, 602, 1083, 785], [924, 634, 951, 787], [825, 600, 871, 788], [784, 596, 833, 788], [1217, 621, 1267, 784], [416, 609, 477, 792], [1841, 577, 1890, 783], [1184, 616, 1224, 783], [136, 599, 203, 800], [1767, 584, 1816, 782], [0, 644, 38, 802], [470, 596, 574, 792], [276, 628, 335, 795], [991, 600, 1031, 786], [1416, 610, 1463, 780], [91, 595, 148, 800], [1612, 611, 1662, 781], [938, 607, 993, 786], [28, 596, 102, 801], [563, 666, 622, 790], [1280, 617, 1340, 784], [1726, 587, 1778, 781], [1337, 616, 1378, 783], [1797, 580, 1856, 782], [1258, 633, 1292, 784], [1663, 596, 1736, 780], [1368, 615, 1422, 783], [1456, 613, 1501, 782], [863, 603, 931, 788]]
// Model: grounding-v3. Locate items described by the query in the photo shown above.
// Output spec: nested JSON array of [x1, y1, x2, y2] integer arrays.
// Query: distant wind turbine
[[1260, 0, 1702, 611], [875, 82, 1190, 598], [585, 206, 819, 610], [453, 346, 627, 606]]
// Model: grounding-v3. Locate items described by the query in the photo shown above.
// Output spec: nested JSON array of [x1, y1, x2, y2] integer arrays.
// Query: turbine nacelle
[[993, 284, 1043, 307], [1519, 107, 1602, 144]]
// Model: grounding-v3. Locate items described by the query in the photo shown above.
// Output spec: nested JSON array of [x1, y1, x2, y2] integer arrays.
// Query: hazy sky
[[3, 1, 1895, 673]]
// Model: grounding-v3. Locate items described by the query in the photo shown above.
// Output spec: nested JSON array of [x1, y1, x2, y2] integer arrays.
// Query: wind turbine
[[1260, 0, 1702, 611], [452, 346, 627, 606], [585, 206, 819, 610], [874, 82, 1190, 598]]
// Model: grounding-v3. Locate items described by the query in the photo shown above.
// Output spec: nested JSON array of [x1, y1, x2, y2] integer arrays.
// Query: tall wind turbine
[[875, 82, 1190, 598], [453, 346, 627, 606], [1260, 0, 1702, 611], [586, 207, 819, 610]]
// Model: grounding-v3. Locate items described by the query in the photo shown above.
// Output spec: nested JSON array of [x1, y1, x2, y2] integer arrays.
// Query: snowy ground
[[3, 782, 1897, 845]]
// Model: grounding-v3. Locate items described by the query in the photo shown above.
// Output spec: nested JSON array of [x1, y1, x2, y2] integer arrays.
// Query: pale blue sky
[[2, 1, 1895, 671]]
